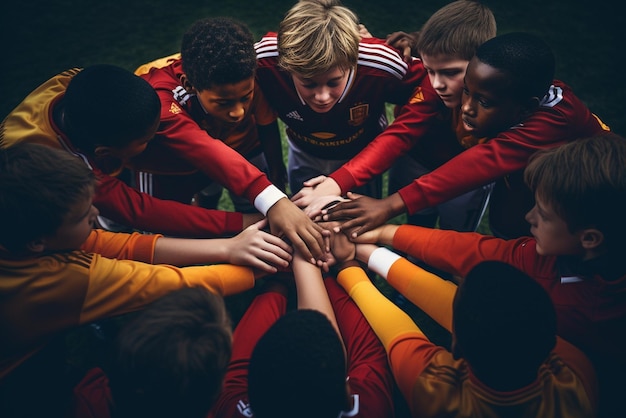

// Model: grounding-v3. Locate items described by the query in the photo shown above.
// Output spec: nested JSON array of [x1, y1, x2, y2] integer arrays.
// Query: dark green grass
[[1, 0, 623, 135]]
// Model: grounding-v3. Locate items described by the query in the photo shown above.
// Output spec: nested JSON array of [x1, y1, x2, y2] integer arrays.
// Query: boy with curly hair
[[134, 16, 327, 265], [0, 64, 268, 239]]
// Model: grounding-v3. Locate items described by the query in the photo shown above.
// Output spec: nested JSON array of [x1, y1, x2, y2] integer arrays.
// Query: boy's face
[[420, 54, 469, 109], [291, 67, 351, 113], [195, 77, 255, 124], [43, 190, 99, 252], [525, 194, 583, 256], [460, 57, 527, 138]]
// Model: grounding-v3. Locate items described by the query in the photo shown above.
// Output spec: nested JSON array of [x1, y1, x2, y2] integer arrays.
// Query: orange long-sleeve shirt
[[337, 247, 598, 417], [0, 229, 254, 379]]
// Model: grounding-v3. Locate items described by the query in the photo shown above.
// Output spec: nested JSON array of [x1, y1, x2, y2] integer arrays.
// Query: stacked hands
[[245, 185, 391, 276]]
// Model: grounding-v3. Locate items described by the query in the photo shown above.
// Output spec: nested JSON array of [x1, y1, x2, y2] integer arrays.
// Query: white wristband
[[368, 247, 401, 279], [254, 185, 288, 216]]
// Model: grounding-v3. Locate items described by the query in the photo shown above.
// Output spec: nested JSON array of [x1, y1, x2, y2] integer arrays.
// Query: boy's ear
[[93, 145, 116, 158], [580, 228, 604, 250], [180, 74, 196, 94], [26, 238, 47, 254]]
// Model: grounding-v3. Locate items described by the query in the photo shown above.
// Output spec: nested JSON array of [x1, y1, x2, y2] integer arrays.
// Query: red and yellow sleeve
[[336, 265, 445, 400]]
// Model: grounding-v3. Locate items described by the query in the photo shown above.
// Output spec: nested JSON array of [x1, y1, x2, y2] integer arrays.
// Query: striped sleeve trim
[[357, 42, 408, 79], [50, 251, 94, 270], [255, 36, 279, 59]]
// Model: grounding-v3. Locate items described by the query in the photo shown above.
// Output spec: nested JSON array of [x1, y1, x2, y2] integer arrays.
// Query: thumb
[[346, 191, 364, 200], [251, 218, 268, 230]]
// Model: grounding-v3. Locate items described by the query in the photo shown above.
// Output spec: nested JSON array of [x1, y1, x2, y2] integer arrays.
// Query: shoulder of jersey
[[255, 35, 278, 59], [358, 41, 408, 79]]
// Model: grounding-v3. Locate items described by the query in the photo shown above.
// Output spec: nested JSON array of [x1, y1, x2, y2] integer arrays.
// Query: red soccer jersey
[[209, 278, 394, 418], [396, 82, 608, 236], [0, 68, 245, 237], [255, 33, 430, 160], [135, 60, 275, 206], [390, 224, 625, 416]]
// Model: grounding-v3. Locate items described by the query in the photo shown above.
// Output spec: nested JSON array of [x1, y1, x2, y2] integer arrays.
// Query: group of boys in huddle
[[1, 1, 623, 418]]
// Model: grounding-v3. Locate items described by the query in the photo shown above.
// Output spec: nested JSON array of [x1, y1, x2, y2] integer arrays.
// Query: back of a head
[[64, 64, 160, 154], [475, 31, 555, 101], [525, 132, 626, 251], [278, 0, 360, 78], [453, 261, 557, 389], [417, 0, 496, 61], [0, 142, 95, 253], [181, 17, 256, 90], [108, 287, 232, 418], [248, 309, 346, 418]]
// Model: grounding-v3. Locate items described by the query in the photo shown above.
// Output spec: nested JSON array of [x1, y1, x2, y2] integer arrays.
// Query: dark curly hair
[[181, 17, 257, 90]]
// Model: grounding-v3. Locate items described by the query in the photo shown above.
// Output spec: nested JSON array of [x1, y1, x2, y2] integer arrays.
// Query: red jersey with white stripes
[[255, 33, 428, 160]]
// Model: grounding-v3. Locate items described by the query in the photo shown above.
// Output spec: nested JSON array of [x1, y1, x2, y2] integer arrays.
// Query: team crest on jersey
[[348, 104, 369, 126], [169, 102, 182, 115], [408, 87, 424, 104]]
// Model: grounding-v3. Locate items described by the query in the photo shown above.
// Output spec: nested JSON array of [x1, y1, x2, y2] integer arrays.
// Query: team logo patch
[[169, 102, 182, 115], [348, 104, 369, 126], [408, 87, 424, 104]]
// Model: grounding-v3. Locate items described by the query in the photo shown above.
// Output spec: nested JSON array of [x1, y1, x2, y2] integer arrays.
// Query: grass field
[[1, 0, 623, 135]]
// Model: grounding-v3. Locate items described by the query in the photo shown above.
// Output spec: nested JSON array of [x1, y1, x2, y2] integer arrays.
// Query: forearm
[[336, 265, 424, 350], [293, 256, 340, 336], [152, 236, 232, 266], [359, 245, 455, 332]]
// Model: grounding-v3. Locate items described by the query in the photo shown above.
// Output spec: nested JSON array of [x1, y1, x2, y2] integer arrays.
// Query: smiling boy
[[132, 16, 327, 265]]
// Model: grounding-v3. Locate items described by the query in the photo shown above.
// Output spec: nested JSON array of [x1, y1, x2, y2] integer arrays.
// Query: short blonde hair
[[278, 0, 360, 78]]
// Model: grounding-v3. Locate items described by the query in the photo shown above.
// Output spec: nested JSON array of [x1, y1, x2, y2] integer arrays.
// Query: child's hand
[[302, 195, 349, 220], [267, 198, 330, 265], [318, 221, 356, 266], [323, 192, 397, 239], [386, 31, 419, 63], [227, 219, 293, 273], [291, 176, 341, 209], [358, 23, 373, 38]]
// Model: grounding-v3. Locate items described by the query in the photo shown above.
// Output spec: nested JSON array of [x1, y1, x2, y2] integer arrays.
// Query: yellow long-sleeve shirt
[[0, 229, 254, 379]]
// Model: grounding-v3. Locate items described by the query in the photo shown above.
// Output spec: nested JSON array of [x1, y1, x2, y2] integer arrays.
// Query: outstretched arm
[[355, 243, 455, 332], [153, 219, 292, 273]]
